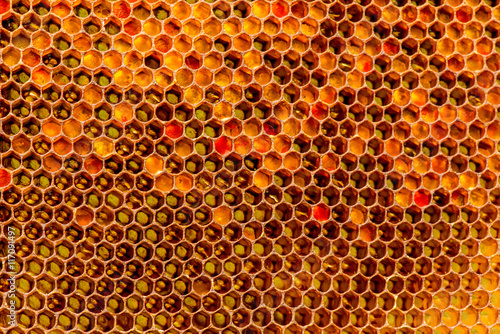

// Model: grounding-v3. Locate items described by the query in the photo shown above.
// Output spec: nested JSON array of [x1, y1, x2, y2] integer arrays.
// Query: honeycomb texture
[[3, 0, 500, 333]]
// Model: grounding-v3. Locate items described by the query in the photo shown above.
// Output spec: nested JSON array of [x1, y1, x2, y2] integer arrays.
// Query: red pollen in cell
[[0, 0, 10, 14], [311, 103, 328, 120], [414, 190, 431, 207], [185, 57, 201, 70], [264, 122, 280, 136], [0, 169, 11, 188], [456, 9, 471, 23], [383, 42, 399, 56], [165, 123, 183, 139], [272, 1, 288, 18], [361, 61, 372, 72], [215, 136, 232, 155], [313, 205, 330, 222]]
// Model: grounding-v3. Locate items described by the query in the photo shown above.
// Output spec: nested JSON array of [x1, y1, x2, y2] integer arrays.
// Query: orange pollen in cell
[[113, 2, 131, 18]]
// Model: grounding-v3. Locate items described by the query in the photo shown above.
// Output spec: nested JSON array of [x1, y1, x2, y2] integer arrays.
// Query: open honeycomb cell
[[3, 0, 500, 333]]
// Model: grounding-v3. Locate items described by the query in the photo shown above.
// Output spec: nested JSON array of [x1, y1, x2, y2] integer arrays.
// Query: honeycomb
[[3, 0, 500, 332]]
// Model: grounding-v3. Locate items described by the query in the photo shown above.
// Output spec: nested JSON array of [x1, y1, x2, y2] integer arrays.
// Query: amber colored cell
[[254, 136, 271, 153], [185, 86, 202, 104], [74, 34, 92, 51], [432, 155, 449, 174], [460, 171, 477, 189], [164, 51, 183, 70], [412, 122, 430, 139], [42, 120, 62, 137], [74, 104, 92, 122], [32, 33, 50, 50], [393, 89, 410, 106], [414, 156, 430, 174], [214, 103, 231, 120], [3, 48, 20, 66], [75, 207, 93, 226], [283, 152, 300, 170], [224, 120, 242, 137], [53, 2, 70, 17], [488, 155, 500, 173], [176, 69, 193, 87], [32, 67, 51, 85], [264, 153, 282, 170], [175, 173, 193, 192], [303, 118, 319, 137], [214, 206, 231, 226], [134, 35, 153, 52], [144, 19, 161, 36], [175, 140, 192, 157], [396, 188, 412, 207], [143, 155, 162, 175], [322, 153, 338, 171], [84, 156, 103, 174], [487, 87, 500, 105], [135, 69, 153, 87], [62, 119, 82, 138], [83, 86, 103, 104], [459, 106, 476, 122], [103, 51, 122, 69], [83, 52, 102, 69], [74, 137, 92, 155], [442, 172, 459, 190], [351, 206, 367, 224], [234, 136, 252, 155], [12, 136, 30, 154], [43, 155, 62, 172], [114, 103, 133, 122], [155, 173, 173, 192], [124, 19, 141, 36], [94, 137, 114, 157], [114, 68, 133, 87], [21, 50, 39, 67], [350, 138, 365, 156], [254, 170, 270, 188], [386, 139, 402, 156], [53, 138, 72, 155]]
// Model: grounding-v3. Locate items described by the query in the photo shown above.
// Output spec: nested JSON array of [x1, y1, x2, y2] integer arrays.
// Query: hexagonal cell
[[1, 81, 21, 102]]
